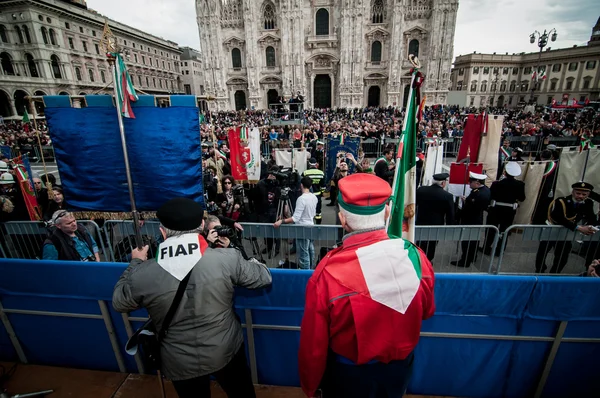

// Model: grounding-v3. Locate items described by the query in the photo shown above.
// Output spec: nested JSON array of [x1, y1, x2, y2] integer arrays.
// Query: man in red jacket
[[298, 173, 436, 398]]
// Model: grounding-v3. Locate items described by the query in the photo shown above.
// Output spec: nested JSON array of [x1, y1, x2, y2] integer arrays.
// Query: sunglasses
[[224, 181, 232, 185]]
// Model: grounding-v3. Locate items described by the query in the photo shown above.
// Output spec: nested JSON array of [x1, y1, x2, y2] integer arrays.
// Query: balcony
[[305, 34, 338, 49], [366, 61, 388, 70]]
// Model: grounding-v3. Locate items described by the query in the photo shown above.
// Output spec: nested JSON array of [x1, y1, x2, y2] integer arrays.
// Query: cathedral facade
[[196, 0, 458, 111]]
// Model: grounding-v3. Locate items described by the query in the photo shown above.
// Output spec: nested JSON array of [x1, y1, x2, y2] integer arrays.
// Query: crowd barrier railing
[[0, 220, 103, 261], [497, 224, 600, 275], [1, 261, 599, 398]]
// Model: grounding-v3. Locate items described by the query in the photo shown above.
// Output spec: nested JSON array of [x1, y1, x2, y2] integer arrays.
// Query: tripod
[[269, 188, 294, 261]]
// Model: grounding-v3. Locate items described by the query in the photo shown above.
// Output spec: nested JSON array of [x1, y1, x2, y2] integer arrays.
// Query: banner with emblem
[[228, 126, 261, 182], [10, 154, 41, 221], [325, 137, 360, 183]]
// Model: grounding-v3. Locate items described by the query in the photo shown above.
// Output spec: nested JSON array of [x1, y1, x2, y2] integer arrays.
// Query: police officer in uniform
[[311, 141, 325, 172], [482, 162, 526, 256], [415, 172, 455, 261], [299, 174, 435, 398], [302, 158, 326, 224], [535, 182, 598, 274], [451, 172, 491, 268]]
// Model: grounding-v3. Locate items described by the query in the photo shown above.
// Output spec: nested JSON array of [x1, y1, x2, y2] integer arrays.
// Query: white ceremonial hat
[[505, 162, 522, 177], [469, 171, 487, 181]]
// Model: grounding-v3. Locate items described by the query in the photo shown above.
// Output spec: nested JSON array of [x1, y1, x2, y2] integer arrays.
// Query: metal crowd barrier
[[0, 220, 103, 260], [497, 224, 600, 274], [415, 225, 499, 273]]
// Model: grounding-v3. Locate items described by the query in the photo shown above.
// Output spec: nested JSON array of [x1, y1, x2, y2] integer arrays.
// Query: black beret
[[157, 198, 204, 231], [433, 173, 449, 181], [572, 181, 594, 192]]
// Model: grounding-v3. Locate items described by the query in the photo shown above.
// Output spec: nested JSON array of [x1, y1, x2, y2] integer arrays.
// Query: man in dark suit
[[415, 173, 455, 261], [451, 172, 491, 268], [535, 182, 598, 274], [482, 162, 526, 256]]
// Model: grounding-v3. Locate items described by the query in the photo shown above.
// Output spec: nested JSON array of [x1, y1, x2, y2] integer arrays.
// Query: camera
[[214, 225, 236, 239], [272, 166, 300, 188]]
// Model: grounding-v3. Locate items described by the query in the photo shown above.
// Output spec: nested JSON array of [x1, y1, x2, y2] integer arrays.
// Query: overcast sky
[[87, 0, 598, 60]]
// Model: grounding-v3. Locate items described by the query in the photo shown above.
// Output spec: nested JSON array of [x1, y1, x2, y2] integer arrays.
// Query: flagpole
[[108, 55, 143, 249]]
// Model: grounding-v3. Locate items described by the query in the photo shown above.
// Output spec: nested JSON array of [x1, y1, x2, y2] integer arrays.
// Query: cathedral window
[[221, 0, 243, 28], [232, 48, 242, 68], [371, 0, 385, 24], [408, 39, 419, 57], [263, 2, 276, 30], [315, 8, 329, 36], [371, 41, 382, 63], [265, 46, 276, 67]]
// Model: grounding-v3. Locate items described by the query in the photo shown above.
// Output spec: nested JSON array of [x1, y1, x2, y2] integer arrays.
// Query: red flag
[[11, 156, 42, 221], [457, 114, 484, 162], [227, 127, 248, 181]]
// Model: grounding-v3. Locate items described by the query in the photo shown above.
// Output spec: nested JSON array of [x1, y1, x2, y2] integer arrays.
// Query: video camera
[[271, 166, 300, 188]]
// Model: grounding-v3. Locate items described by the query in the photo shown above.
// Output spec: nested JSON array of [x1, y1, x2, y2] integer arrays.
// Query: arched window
[[22, 25, 31, 43], [0, 25, 8, 43], [15, 26, 24, 44], [41, 27, 49, 44], [75, 67, 82, 81], [263, 2, 276, 30], [371, 0, 385, 24], [470, 80, 477, 92], [315, 8, 329, 36], [138, 75, 142, 86], [509, 80, 516, 92], [1, 52, 15, 75], [481, 81, 487, 92], [371, 40, 382, 63], [25, 53, 38, 77], [500, 81, 507, 91], [265, 46, 275, 67], [51, 55, 61, 78], [88, 68, 94, 82], [408, 39, 419, 57], [100, 70, 106, 83], [231, 48, 242, 68], [49, 29, 57, 46]]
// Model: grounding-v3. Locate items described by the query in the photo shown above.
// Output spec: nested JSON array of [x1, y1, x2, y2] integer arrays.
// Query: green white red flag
[[111, 53, 138, 118], [387, 70, 423, 242]]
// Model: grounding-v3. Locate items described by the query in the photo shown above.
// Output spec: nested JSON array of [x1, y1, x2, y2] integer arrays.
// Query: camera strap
[[158, 268, 193, 341]]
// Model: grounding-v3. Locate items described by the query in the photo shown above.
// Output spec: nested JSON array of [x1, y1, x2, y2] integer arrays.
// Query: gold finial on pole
[[99, 19, 117, 55]]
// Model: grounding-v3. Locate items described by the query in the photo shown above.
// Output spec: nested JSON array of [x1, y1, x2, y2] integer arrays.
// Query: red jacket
[[298, 229, 435, 397]]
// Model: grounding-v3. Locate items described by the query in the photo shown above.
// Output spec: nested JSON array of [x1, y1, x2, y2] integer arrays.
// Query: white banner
[[477, 115, 503, 187], [422, 142, 444, 187], [247, 127, 262, 182], [275, 149, 309, 174]]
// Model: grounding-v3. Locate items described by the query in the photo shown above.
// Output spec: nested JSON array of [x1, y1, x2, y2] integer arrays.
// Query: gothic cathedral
[[196, 0, 458, 110]]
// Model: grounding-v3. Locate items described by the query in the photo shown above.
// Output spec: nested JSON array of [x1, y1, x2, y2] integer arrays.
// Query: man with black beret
[[535, 182, 598, 274], [113, 197, 272, 398], [415, 172, 455, 261]]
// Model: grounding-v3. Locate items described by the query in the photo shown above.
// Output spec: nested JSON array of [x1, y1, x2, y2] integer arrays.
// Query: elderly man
[[299, 174, 435, 398], [42, 211, 100, 262], [535, 182, 598, 274], [113, 198, 272, 398]]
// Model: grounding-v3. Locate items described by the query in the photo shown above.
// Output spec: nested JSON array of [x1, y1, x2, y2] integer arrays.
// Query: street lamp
[[529, 28, 557, 104]]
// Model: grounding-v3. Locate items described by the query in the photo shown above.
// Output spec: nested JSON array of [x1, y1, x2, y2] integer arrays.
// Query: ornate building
[[196, 0, 459, 111], [0, 0, 182, 118]]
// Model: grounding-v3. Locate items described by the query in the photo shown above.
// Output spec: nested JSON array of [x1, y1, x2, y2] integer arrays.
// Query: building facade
[[448, 18, 600, 108], [0, 0, 182, 118], [196, 0, 459, 111], [179, 46, 205, 95]]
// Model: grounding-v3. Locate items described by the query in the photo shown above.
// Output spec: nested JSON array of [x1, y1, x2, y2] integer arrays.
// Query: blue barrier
[[0, 258, 599, 398]]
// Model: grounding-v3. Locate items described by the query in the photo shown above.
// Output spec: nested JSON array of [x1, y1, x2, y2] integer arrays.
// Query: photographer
[[274, 176, 318, 269], [256, 169, 281, 256], [113, 198, 271, 398], [42, 211, 100, 262]]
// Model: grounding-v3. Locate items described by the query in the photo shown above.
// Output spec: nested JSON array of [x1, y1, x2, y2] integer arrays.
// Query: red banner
[[457, 114, 485, 162], [449, 163, 484, 185], [11, 156, 42, 221], [227, 126, 249, 181]]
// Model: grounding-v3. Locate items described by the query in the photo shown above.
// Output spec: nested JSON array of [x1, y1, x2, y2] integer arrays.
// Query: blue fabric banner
[[325, 137, 360, 182], [0, 145, 11, 159], [43, 96, 203, 211]]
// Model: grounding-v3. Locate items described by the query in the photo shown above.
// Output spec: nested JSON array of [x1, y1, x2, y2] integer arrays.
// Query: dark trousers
[[172, 344, 255, 398], [460, 240, 478, 266], [416, 241, 437, 261], [315, 194, 322, 224], [322, 353, 414, 398], [535, 240, 572, 274], [484, 209, 516, 253]]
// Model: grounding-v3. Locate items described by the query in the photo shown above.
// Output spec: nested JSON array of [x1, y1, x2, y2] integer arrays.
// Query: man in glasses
[[42, 210, 100, 262]]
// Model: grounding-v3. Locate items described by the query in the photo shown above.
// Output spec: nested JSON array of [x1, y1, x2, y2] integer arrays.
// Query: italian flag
[[111, 53, 138, 118], [388, 71, 418, 242]]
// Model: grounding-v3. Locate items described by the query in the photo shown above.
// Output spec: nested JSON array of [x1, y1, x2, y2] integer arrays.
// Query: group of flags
[[531, 67, 547, 82]]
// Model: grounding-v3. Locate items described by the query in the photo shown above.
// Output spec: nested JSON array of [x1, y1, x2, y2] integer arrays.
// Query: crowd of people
[[0, 120, 52, 150]]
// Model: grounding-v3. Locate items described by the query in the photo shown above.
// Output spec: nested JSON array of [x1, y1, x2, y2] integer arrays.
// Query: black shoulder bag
[[125, 269, 193, 371]]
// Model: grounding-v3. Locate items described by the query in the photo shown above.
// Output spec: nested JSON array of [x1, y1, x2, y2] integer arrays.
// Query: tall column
[[243, 0, 260, 109], [279, 0, 292, 97], [386, 1, 403, 106]]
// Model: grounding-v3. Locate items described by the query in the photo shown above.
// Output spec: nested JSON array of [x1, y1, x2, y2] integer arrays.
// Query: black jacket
[[489, 177, 526, 206], [461, 185, 491, 225], [416, 184, 455, 226], [44, 225, 95, 261], [374, 159, 394, 186], [547, 195, 597, 231]]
